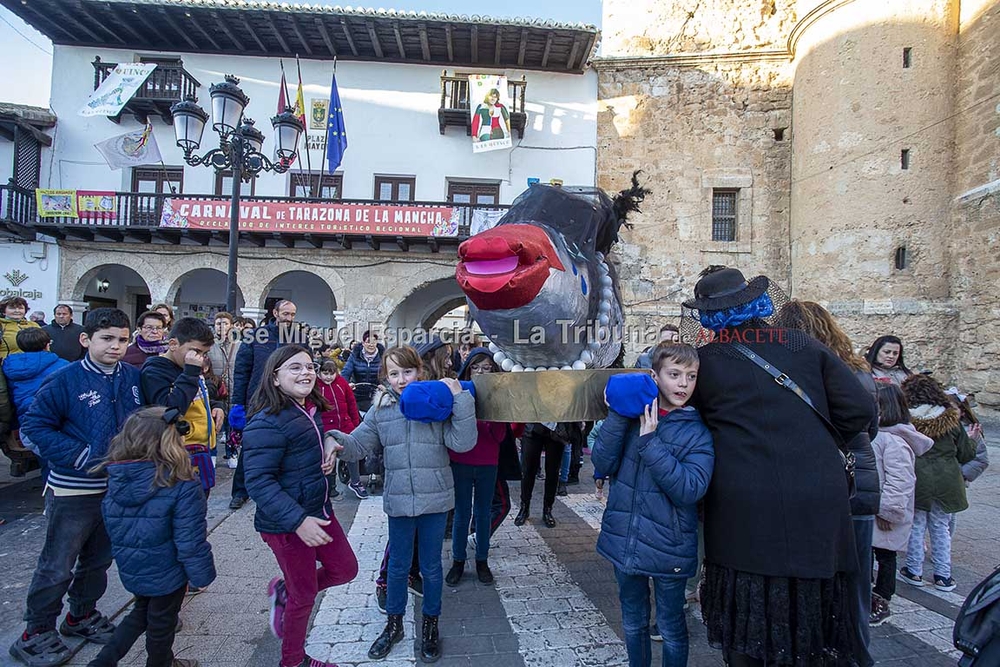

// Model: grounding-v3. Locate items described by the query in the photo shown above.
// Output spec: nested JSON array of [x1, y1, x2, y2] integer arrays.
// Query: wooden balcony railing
[[0, 186, 508, 249], [438, 71, 527, 137], [92, 57, 201, 124]]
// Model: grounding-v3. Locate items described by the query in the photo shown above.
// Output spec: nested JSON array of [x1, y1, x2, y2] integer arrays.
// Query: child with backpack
[[869, 384, 933, 625], [13, 308, 144, 667], [243, 347, 359, 667], [325, 345, 477, 663], [141, 318, 225, 499], [592, 344, 714, 667], [899, 374, 978, 592], [87, 406, 216, 667]]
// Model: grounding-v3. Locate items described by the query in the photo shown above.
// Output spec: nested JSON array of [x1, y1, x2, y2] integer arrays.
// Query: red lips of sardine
[[455, 225, 565, 310]]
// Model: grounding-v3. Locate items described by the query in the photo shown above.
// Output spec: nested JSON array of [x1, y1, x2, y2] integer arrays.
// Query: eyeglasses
[[276, 362, 320, 375], [141, 325, 164, 333]]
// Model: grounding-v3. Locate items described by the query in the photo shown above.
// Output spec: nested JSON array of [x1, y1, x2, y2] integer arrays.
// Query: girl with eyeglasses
[[87, 406, 216, 667], [242, 347, 359, 667]]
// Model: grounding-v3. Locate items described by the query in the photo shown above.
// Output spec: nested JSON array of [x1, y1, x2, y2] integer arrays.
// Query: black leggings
[[519, 433, 563, 509], [89, 585, 187, 667]]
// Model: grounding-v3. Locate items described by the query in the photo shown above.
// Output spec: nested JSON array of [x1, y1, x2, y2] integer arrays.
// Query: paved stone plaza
[[2, 426, 997, 667]]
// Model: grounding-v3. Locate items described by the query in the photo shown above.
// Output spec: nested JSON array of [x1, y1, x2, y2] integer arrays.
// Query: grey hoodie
[[328, 386, 477, 517]]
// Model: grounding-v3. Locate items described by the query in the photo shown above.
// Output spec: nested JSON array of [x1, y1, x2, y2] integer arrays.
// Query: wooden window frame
[[214, 170, 256, 197], [288, 173, 343, 200], [131, 166, 184, 194], [447, 180, 501, 205], [374, 175, 416, 202]]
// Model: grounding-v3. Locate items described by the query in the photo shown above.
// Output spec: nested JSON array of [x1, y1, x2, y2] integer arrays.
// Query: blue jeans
[[387, 512, 447, 617], [849, 516, 874, 667], [559, 442, 571, 482], [451, 463, 497, 562], [614, 569, 688, 667], [24, 491, 113, 633], [906, 501, 953, 578]]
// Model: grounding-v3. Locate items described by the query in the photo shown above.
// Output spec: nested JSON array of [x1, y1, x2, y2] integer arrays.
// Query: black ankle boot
[[514, 503, 530, 526], [420, 615, 440, 663], [368, 613, 404, 659], [476, 560, 494, 584], [445, 560, 464, 586], [542, 505, 556, 528]]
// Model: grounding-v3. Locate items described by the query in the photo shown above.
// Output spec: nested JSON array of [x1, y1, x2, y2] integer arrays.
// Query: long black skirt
[[700, 562, 862, 666]]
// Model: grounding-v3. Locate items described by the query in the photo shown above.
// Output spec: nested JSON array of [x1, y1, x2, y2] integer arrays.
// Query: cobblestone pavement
[[2, 423, 998, 667]]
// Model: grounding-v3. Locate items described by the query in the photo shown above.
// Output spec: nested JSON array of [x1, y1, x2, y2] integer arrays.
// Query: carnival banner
[[160, 198, 462, 237], [469, 74, 512, 154], [80, 63, 158, 117], [35, 190, 77, 218], [77, 191, 118, 221]]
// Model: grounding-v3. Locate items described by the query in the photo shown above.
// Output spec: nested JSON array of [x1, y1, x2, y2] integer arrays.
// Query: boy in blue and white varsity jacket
[[12, 308, 144, 667], [592, 344, 714, 667]]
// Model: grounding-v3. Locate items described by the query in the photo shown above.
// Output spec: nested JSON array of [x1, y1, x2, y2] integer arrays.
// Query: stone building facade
[[596, 0, 1000, 408]]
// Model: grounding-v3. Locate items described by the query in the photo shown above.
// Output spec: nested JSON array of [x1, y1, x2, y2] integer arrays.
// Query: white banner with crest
[[80, 63, 158, 117]]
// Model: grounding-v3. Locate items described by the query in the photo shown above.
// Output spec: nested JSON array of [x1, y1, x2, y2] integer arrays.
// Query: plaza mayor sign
[[159, 198, 461, 237]]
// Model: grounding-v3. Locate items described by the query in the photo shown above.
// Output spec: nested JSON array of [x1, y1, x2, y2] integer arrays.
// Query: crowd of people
[[0, 265, 990, 667]]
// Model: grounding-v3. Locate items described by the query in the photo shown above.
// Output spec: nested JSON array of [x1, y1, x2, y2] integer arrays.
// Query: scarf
[[135, 334, 170, 355]]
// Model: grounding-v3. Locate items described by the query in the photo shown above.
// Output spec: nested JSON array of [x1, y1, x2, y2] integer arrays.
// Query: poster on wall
[[469, 74, 512, 154], [160, 198, 462, 237], [36, 190, 78, 218], [77, 191, 118, 222], [80, 63, 158, 117]]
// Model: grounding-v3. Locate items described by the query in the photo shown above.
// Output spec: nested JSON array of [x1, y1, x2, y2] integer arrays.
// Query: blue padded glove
[[605, 373, 659, 418], [228, 404, 247, 431], [399, 381, 454, 423]]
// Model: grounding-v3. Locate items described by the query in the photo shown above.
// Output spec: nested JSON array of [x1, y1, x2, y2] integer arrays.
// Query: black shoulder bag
[[730, 342, 857, 499]]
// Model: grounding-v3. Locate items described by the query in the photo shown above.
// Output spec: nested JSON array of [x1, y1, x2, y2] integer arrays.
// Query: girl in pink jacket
[[870, 384, 934, 626]]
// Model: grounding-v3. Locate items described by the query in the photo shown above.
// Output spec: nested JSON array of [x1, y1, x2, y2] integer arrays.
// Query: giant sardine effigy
[[455, 174, 648, 371]]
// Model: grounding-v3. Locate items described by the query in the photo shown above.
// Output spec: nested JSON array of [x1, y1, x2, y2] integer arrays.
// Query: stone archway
[[166, 268, 246, 321], [385, 277, 468, 332], [71, 263, 152, 325], [261, 271, 338, 328]]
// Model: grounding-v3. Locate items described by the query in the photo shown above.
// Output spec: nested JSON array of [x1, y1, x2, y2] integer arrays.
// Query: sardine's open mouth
[[456, 224, 565, 310]]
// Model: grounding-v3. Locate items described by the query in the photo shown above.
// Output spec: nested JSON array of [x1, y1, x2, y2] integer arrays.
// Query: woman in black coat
[[685, 267, 875, 667]]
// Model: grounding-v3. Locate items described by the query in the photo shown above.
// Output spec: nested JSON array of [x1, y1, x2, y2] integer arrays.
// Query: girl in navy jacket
[[243, 347, 359, 667], [88, 406, 216, 667]]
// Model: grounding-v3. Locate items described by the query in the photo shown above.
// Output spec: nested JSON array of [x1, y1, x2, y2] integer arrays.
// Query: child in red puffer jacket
[[317, 360, 363, 497]]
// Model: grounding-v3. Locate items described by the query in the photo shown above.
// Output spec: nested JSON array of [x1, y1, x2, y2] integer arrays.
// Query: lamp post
[[170, 75, 304, 314]]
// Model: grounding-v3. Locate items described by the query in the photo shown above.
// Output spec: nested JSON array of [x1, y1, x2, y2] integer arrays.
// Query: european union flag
[[326, 73, 348, 172]]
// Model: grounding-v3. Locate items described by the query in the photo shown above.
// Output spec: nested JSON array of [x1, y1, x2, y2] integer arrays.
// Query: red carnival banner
[[159, 198, 461, 237]]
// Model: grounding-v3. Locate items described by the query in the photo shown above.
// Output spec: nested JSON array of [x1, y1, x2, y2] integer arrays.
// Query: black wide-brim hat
[[682, 267, 770, 312]]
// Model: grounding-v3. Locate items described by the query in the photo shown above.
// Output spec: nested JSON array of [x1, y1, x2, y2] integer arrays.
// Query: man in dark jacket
[[229, 300, 302, 509], [13, 308, 144, 667], [341, 330, 384, 413], [43, 304, 85, 362]]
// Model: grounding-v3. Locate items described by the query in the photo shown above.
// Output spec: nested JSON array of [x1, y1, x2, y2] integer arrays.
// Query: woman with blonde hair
[[780, 299, 880, 667]]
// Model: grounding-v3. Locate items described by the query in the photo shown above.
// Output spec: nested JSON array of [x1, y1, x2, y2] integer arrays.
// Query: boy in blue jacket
[[3, 327, 69, 425], [592, 343, 714, 667], [13, 308, 144, 667]]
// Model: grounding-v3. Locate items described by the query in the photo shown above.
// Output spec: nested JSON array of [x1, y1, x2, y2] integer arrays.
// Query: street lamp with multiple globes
[[169, 75, 304, 314]]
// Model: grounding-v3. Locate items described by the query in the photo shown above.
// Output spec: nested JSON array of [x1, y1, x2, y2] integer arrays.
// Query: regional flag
[[326, 73, 348, 172], [94, 121, 163, 170]]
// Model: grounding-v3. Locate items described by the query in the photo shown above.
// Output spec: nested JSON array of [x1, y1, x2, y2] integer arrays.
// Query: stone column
[[240, 307, 268, 326]]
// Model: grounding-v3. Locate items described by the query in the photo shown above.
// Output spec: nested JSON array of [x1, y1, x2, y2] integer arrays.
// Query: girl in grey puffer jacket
[[326, 345, 476, 664]]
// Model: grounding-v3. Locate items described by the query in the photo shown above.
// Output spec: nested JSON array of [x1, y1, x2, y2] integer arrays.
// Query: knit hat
[[605, 373, 659, 418], [416, 336, 447, 359], [400, 381, 454, 423]]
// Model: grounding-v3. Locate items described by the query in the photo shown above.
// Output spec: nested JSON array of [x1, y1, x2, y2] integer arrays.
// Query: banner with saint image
[[468, 75, 512, 153]]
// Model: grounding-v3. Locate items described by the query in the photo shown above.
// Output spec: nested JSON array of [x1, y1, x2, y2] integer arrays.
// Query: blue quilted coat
[[591, 408, 715, 578], [103, 461, 216, 596]]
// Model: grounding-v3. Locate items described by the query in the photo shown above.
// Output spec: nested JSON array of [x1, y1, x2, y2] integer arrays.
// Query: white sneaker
[[227, 457, 238, 469], [467, 533, 477, 554]]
